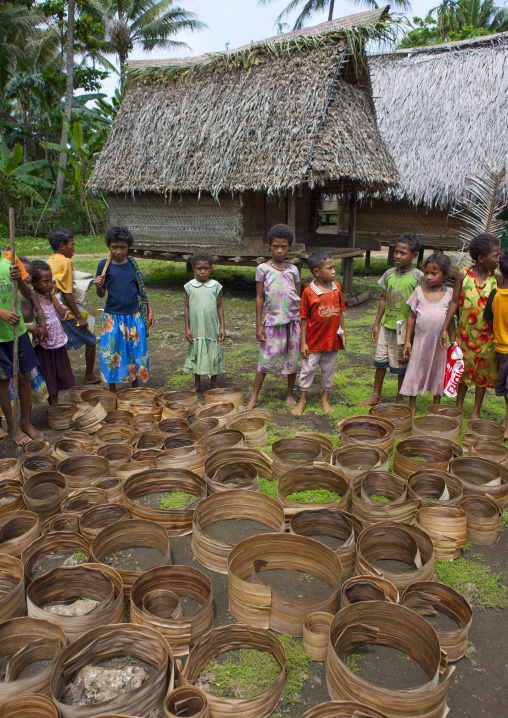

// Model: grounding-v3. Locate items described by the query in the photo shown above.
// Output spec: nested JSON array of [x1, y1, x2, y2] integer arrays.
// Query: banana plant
[[42, 119, 107, 234], [0, 138, 51, 211]]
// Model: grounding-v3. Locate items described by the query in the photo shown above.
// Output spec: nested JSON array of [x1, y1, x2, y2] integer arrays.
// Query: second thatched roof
[[370, 32, 508, 210], [88, 8, 399, 198]]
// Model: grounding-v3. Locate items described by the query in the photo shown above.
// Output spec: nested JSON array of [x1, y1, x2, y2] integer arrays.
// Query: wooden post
[[8, 208, 18, 433], [365, 250, 371, 268], [342, 184, 357, 294], [287, 191, 297, 242], [418, 245, 425, 265], [387, 245, 395, 266]]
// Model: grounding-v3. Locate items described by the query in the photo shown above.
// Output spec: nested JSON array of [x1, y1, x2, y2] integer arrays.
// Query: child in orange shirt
[[292, 252, 346, 416]]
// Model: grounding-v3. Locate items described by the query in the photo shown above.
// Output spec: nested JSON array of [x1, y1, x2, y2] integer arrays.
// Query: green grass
[[200, 649, 280, 699], [344, 649, 363, 674], [370, 494, 391, 502], [434, 557, 508, 611], [198, 635, 309, 706], [73, 552, 88, 564], [259, 477, 278, 499], [465, 641, 477, 667], [500, 506, 508, 532], [286, 489, 340, 504], [159, 492, 196, 509]]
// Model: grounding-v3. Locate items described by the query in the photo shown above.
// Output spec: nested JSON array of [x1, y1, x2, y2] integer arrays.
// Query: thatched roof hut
[[356, 32, 508, 251], [89, 8, 398, 278]]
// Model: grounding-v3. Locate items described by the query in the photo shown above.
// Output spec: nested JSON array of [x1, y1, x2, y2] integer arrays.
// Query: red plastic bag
[[443, 343, 464, 397]]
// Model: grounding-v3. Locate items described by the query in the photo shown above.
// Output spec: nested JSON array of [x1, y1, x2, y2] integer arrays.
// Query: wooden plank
[[265, 194, 286, 231], [348, 184, 357, 249], [287, 191, 297, 239], [242, 191, 265, 237]]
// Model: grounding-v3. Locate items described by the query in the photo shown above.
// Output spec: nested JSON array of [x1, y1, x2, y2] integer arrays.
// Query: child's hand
[[186, 329, 193, 344], [341, 330, 346, 348], [77, 315, 88, 328], [39, 325, 48, 342], [9, 265, 21, 282], [0, 309, 20, 326], [256, 326, 266, 342], [403, 341, 412, 359], [371, 324, 379, 342], [300, 342, 309, 359], [219, 328, 226, 342], [94, 275, 105, 288], [439, 330, 448, 350], [148, 306, 155, 329]]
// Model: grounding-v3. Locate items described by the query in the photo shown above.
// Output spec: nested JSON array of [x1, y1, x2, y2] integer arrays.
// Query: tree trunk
[[328, 0, 335, 22], [119, 51, 127, 94], [56, 0, 75, 199]]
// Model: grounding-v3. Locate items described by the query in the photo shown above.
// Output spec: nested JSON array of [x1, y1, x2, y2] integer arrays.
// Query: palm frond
[[450, 166, 507, 245]]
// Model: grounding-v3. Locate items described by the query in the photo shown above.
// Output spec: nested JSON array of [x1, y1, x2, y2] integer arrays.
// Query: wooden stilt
[[8, 208, 18, 434]]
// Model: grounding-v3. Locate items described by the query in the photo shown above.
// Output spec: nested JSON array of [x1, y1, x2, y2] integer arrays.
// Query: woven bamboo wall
[[356, 199, 464, 248], [108, 193, 244, 250]]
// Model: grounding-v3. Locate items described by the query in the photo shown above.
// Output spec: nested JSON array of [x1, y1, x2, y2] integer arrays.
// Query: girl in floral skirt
[[246, 224, 301, 409], [94, 226, 154, 392]]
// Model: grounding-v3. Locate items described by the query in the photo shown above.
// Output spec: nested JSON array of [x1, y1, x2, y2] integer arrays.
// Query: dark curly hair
[[308, 251, 332, 273], [31, 259, 51, 282], [498, 249, 508, 278], [424, 251, 451, 276], [469, 233, 500, 261], [267, 223, 294, 246], [105, 226, 134, 247], [48, 228, 73, 251], [396, 233, 421, 253], [191, 251, 214, 267]]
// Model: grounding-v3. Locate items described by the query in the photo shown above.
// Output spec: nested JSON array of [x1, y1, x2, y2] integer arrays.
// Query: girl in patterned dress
[[401, 252, 455, 411], [95, 226, 154, 392], [31, 260, 75, 405], [246, 224, 301, 409], [441, 234, 501, 419]]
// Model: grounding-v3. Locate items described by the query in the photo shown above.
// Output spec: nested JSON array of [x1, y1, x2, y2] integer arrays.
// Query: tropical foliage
[[260, 0, 411, 30], [398, 0, 508, 48], [0, 0, 202, 234]]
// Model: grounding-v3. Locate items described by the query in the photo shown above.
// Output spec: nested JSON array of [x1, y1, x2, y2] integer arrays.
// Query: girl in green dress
[[184, 252, 226, 392]]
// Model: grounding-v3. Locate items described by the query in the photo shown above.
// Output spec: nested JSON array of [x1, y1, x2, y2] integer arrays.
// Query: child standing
[[360, 233, 423, 407], [401, 253, 455, 411], [246, 224, 301, 409], [47, 228, 101, 385], [0, 251, 43, 444], [16, 258, 48, 405], [31, 260, 75, 405], [95, 226, 154, 392], [484, 249, 508, 438], [184, 252, 225, 392], [440, 233, 500, 419], [292, 252, 346, 416]]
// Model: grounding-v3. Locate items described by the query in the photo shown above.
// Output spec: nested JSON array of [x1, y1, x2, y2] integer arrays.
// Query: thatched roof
[[370, 32, 508, 210], [88, 8, 399, 198]]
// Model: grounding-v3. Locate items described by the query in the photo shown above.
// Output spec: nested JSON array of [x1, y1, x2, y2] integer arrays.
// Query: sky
[[99, 0, 439, 97]]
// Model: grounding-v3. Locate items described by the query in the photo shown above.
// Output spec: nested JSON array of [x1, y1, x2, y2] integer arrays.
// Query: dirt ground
[[1, 252, 507, 716]]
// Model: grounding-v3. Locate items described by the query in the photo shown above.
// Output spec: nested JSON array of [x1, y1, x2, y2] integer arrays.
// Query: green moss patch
[[434, 558, 508, 611], [159, 492, 196, 509], [198, 649, 280, 698], [370, 494, 391, 502], [259, 477, 278, 499], [286, 489, 340, 504]]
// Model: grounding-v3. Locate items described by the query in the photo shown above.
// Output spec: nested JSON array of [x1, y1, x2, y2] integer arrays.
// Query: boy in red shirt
[[292, 252, 346, 416]]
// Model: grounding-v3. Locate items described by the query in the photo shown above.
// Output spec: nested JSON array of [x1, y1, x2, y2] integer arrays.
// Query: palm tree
[[84, 0, 204, 90], [260, 0, 411, 30], [431, 0, 508, 37]]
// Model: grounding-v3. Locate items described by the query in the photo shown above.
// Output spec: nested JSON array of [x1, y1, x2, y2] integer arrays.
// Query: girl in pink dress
[[401, 252, 456, 411]]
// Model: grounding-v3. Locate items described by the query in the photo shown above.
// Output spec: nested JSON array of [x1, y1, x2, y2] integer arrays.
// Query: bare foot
[[291, 401, 306, 416], [0, 425, 7, 440], [84, 374, 102, 384], [395, 394, 405, 405], [504, 430, 508, 441], [9, 426, 31, 446], [322, 400, 334, 414], [470, 411, 481, 421], [19, 420, 44, 441], [285, 396, 297, 407], [191, 386, 200, 394], [359, 395, 381, 407], [245, 398, 258, 410]]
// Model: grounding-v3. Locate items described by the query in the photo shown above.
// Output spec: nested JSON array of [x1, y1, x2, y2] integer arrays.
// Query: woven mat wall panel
[[109, 193, 244, 248]]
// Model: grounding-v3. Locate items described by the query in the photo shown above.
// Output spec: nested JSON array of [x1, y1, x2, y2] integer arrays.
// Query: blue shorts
[[63, 319, 97, 350], [0, 331, 39, 380]]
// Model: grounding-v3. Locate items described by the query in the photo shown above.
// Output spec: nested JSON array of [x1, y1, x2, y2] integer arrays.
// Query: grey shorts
[[373, 324, 407, 375]]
